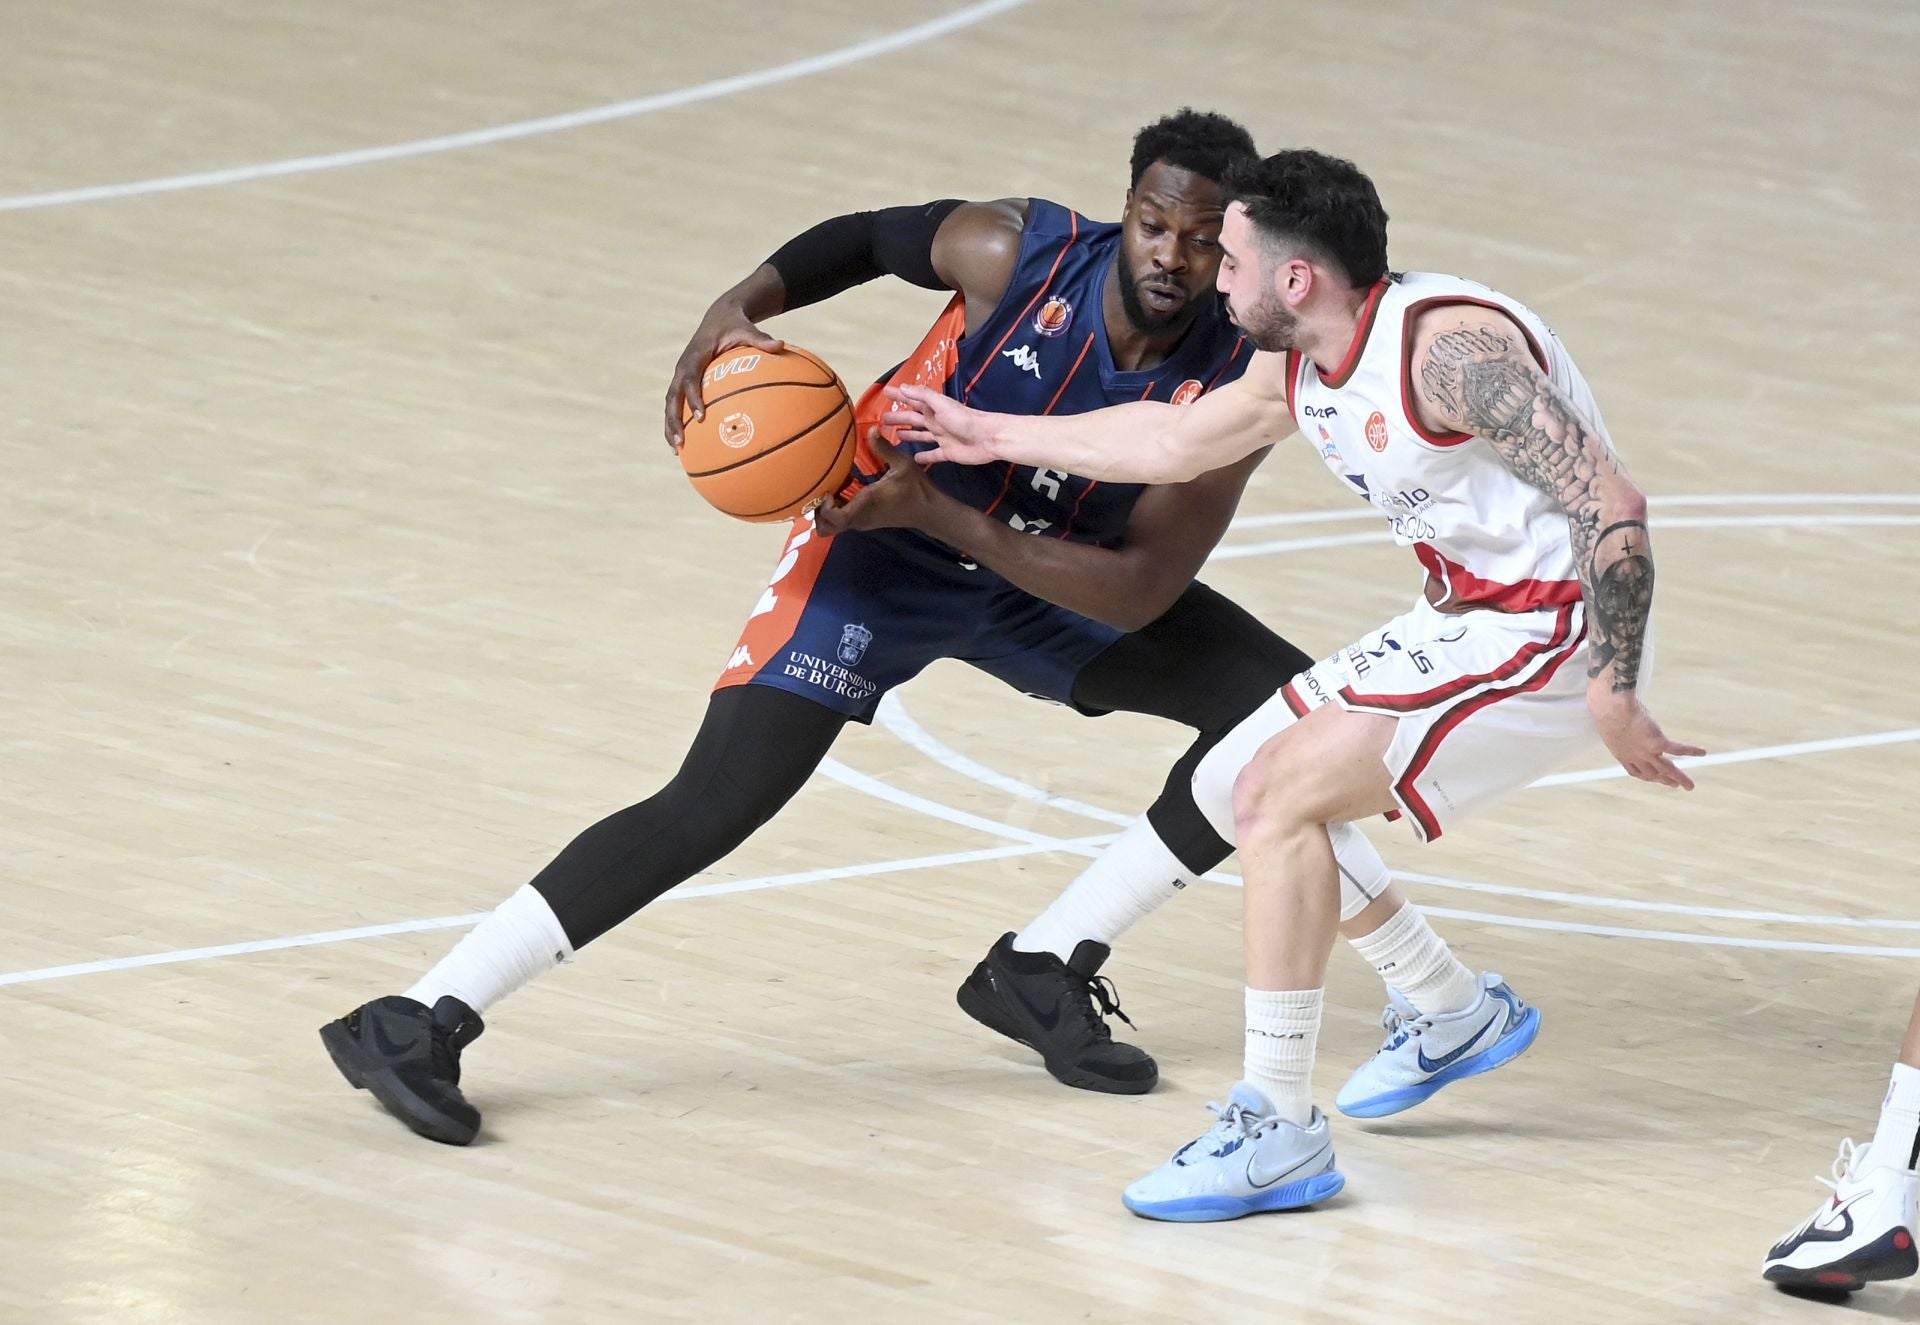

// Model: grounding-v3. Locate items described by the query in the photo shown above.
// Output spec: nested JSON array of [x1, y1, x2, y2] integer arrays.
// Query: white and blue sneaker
[[1335, 972, 1539, 1119], [1122, 1082, 1346, 1222]]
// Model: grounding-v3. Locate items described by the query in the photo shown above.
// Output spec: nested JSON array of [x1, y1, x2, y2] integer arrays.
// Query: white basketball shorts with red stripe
[[1284, 597, 1599, 842]]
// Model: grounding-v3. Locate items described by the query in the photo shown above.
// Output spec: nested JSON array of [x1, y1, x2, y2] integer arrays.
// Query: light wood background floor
[[3, 2, 1918, 1321]]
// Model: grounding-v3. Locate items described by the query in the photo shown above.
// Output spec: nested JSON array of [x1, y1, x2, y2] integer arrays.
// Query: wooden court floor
[[3, 2, 1918, 1321]]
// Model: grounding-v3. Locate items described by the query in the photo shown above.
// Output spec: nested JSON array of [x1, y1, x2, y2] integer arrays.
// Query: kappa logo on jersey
[[702, 353, 762, 386], [718, 412, 756, 448], [1365, 410, 1391, 452], [1033, 296, 1073, 338], [837, 622, 872, 666], [1170, 379, 1205, 406], [725, 644, 754, 671], [1003, 344, 1043, 379]]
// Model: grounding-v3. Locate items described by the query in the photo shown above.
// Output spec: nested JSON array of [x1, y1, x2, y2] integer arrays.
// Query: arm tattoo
[[1420, 326, 1653, 691]]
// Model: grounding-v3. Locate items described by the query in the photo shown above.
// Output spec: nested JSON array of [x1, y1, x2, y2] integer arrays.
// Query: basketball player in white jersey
[[1763, 990, 1920, 1294], [884, 147, 1703, 1220]]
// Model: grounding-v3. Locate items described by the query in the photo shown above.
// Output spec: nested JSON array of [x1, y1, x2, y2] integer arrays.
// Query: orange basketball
[[678, 345, 856, 523]]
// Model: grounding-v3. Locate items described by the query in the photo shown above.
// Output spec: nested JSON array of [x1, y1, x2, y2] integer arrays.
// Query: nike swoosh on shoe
[[1415, 1013, 1502, 1074], [1246, 1139, 1332, 1190]]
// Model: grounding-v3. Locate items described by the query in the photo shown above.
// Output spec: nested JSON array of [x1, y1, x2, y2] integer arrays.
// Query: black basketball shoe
[[956, 932, 1157, 1094], [320, 994, 484, 1146]]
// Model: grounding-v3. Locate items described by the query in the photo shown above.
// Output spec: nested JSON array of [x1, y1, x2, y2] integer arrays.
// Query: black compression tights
[[531, 581, 1313, 949]]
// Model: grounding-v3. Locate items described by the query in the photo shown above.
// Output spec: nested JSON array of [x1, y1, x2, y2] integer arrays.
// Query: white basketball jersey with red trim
[[1287, 272, 1609, 612]]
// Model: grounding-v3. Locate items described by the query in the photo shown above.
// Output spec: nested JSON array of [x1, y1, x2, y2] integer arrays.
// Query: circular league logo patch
[[1033, 296, 1073, 338]]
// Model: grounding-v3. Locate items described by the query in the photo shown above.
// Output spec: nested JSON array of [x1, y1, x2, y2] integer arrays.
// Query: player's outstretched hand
[[1589, 686, 1706, 790], [882, 385, 1003, 467], [665, 303, 785, 451], [817, 430, 943, 537]]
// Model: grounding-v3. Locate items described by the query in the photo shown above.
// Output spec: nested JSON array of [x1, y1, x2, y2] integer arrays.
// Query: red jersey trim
[[1316, 279, 1391, 389], [1413, 543, 1582, 613]]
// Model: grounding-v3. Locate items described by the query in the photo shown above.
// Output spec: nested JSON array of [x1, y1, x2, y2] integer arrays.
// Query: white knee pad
[[1190, 689, 1299, 841], [1329, 820, 1392, 922], [1190, 690, 1394, 922]]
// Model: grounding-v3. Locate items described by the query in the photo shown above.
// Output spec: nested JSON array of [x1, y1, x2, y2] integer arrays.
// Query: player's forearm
[[1576, 479, 1655, 693], [916, 497, 1179, 631], [709, 263, 789, 322], [985, 403, 1198, 485]]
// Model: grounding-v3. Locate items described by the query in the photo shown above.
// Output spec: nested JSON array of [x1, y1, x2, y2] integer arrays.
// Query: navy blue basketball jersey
[[852, 198, 1250, 547]]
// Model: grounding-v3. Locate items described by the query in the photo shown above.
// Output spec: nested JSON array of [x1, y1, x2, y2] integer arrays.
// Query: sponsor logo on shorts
[[1365, 411, 1390, 452], [719, 412, 755, 448], [783, 650, 877, 703], [1033, 297, 1073, 338], [838, 622, 872, 666], [1170, 379, 1205, 406]]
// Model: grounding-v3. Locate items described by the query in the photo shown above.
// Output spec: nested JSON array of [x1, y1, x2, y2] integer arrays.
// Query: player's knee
[[1189, 739, 1243, 842], [1232, 734, 1329, 842]]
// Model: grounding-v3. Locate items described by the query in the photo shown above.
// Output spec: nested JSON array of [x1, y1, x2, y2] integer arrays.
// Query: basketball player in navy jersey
[[319, 112, 1524, 1147]]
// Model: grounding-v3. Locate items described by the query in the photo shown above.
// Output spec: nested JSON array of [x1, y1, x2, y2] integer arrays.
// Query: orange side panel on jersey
[[712, 516, 836, 694], [846, 295, 969, 485]]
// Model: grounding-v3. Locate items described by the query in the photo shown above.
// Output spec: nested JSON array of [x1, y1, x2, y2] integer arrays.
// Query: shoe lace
[[1816, 1138, 1861, 1196], [1378, 1002, 1432, 1053], [1083, 973, 1136, 1033], [1182, 1097, 1279, 1162], [429, 1016, 477, 1084]]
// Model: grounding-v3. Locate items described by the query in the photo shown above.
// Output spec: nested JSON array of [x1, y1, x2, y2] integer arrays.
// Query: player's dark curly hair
[[1222, 149, 1390, 288], [1130, 108, 1258, 188]]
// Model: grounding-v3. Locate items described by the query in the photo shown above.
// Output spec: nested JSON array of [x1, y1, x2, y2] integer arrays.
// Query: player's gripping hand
[[1588, 684, 1706, 790], [664, 303, 785, 451], [817, 431, 944, 537], [882, 385, 1006, 467]]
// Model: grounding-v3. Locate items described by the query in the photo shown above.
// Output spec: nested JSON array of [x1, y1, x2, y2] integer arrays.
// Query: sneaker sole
[[1124, 1168, 1346, 1222], [1337, 1004, 1541, 1119], [955, 974, 1157, 1096], [318, 1020, 479, 1147], [1764, 1226, 1920, 1295]]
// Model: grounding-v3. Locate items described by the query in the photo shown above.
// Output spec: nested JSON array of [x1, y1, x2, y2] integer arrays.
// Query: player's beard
[[1116, 264, 1206, 337], [1229, 285, 1300, 353]]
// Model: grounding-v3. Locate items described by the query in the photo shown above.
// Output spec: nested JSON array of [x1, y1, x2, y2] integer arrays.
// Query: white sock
[[1348, 901, 1480, 1017], [1014, 816, 1196, 961], [1869, 1062, 1920, 1173], [1243, 987, 1321, 1126], [405, 885, 574, 1015]]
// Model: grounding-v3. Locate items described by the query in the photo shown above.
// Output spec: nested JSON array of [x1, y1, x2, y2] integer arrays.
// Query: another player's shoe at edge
[[1335, 972, 1540, 1119], [956, 932, 1157, 1094], [1122, 1082, 1346, 1222], [320, 994, 485, 1146], [1763, 1139, 1920, 1296]]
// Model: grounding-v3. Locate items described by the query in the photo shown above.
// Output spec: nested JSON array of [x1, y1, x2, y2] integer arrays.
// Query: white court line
[[1210, 513, 1920, 561], [1417, 907, 1920, 959], [0, 836, 1109, 989], [9, 494, 1919, 987], [881, 692, 1920, 932], [1227, 493, 1920, 532], [1534, 728, 1920, 788], [0, 0, 1031, 212], [873, 694, 1131, 826], [820, 734, 1920, 958]]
